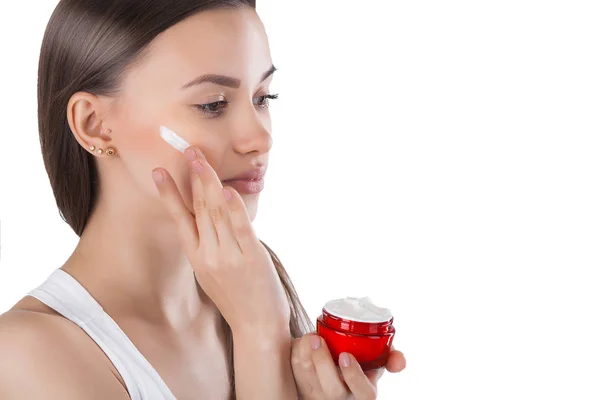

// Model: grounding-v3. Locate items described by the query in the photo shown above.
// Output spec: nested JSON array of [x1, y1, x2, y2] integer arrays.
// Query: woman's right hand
[[151, 146, 290, 335]]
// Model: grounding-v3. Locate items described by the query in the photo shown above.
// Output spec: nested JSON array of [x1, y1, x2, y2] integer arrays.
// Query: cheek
[[116, 124, 192, 203], [109, 98, 199, 203], [119, 130, 260, 220]]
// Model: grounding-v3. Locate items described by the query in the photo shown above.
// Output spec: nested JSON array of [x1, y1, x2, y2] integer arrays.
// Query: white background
[[1, 1, 599, 399]]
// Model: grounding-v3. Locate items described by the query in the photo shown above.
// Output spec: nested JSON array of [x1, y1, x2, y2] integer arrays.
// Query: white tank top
[[27, 268, 177, 400]]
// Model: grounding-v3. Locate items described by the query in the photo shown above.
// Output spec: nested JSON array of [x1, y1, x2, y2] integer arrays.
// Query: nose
[[232, 109, 273, 156]]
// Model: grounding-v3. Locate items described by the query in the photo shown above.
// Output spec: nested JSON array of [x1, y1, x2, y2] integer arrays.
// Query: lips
[[221, 168, 265, 195], [224, 168, 265, 181], [222, 177, 265, 195]]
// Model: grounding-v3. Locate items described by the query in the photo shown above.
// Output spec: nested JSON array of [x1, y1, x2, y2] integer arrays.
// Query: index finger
[[152, 167, 198, 253], [291, 334, 323, 398], [339, 353, 377, 400], [311, 335, 348, 398]]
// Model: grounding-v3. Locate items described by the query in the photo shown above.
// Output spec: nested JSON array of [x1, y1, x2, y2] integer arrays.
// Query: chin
[[240, 193, 259, 222]]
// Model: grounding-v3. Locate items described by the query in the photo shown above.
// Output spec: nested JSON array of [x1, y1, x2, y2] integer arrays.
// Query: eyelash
[[194, 93, 279, 117]]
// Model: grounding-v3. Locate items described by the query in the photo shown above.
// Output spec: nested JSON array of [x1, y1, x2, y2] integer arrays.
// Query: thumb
[[385, 349, 407, 373]]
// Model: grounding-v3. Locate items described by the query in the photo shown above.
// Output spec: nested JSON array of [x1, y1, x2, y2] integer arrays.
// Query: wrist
[[232, 322, 292, 351], [230, 311, 290, 338]]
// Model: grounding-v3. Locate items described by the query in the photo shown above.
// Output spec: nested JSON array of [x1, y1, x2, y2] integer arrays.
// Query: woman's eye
[[194, 94, 279, 117], [254, 93, 279, 110], [195, 100, 228, 116]]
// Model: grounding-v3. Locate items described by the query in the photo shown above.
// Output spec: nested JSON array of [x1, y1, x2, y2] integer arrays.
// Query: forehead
[[129, 8, 272, 90]]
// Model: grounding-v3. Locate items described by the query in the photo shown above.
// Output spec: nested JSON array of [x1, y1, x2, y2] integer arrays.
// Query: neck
[[62, 180, 219, 332]]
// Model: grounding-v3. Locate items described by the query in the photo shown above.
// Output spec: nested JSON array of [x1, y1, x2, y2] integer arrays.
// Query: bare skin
[[0, 6, 406, 400], [292, 334, 407, 400], [0, 8, 272, 400]]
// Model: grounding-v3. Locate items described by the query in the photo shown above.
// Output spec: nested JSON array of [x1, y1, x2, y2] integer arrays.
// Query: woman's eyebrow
[[181, 64, 277, 90]]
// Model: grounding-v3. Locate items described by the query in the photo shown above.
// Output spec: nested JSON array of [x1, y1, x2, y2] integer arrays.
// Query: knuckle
[[234, 222, 254, 238], [291, 355, 310, 371], [193, 197, 208, 213], [291, 353, 302, 367], [300, 359, 314, 370], [200, 253, 219, 269], [227, 254, 244, 269], [311, 352, 328, 368], [293, 348, 313, 370], [322, 386, 345, 399], [210, 205, 225, 223]]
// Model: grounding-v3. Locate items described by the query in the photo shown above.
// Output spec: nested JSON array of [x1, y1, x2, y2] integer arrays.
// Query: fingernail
[[152, 170, 164, 184], [339, 353, 351, 368], [184, 147, 198, 161], [191, 160, 203, 173], [223, 188, 232, 200], [310, 335, 321, 350]]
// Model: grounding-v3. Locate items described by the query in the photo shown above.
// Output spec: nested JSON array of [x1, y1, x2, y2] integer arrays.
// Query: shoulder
[[0, 301, 130, 399]]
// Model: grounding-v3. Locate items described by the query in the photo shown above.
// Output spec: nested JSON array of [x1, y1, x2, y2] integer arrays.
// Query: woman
[[0, 0, 405, 398]]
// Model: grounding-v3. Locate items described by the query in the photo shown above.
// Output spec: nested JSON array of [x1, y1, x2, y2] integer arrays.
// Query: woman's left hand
[[291, 333, 406, 400]]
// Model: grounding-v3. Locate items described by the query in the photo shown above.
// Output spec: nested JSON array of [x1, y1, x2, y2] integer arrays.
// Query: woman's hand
[[151, 146, 290, 335], [291, 333, 406, 400]]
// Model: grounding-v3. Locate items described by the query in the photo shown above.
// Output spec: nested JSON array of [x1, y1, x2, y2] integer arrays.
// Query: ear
[[66, 91, 113, 153]]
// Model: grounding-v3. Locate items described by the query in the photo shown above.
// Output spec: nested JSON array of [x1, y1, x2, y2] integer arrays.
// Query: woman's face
[[104, 7, 274, 221]]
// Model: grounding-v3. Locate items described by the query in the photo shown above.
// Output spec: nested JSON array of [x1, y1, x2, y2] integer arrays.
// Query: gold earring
[[89, 145, 96, 151], [97, 148, 103, 155], [106, 148, 116, 156]]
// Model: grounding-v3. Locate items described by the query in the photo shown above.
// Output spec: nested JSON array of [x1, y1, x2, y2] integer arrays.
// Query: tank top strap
[[27, 268, 176, 400]]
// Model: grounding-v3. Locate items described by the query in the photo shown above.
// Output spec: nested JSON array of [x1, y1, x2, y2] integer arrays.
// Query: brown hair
[[37, 0, 313, 397]]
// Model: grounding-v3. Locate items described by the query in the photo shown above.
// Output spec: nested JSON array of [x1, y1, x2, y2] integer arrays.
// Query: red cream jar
[[316, 296, 395, 371]]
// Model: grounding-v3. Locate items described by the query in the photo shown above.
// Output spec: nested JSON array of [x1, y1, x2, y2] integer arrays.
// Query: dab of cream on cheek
[[159, 125, 190, 153], [317, 296, 396, 371]]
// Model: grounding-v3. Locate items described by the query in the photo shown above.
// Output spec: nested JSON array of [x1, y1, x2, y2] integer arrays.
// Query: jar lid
[[323, 296, 393, 323]]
